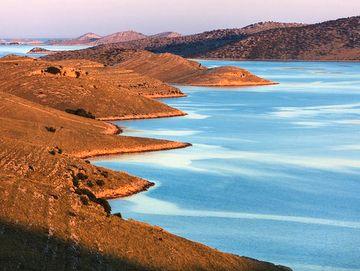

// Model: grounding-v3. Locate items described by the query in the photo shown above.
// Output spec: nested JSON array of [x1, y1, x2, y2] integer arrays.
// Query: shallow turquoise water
[[92, 60, 360, 271], [0, 44, 88, 57]]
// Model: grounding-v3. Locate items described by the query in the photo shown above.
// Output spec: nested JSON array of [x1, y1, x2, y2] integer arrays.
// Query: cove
[[92, 60, 360, 271]]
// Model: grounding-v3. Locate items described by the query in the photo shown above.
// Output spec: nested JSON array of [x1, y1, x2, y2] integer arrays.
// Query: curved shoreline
[[76, 141, 192, 159], [97, 111, 186, 121]]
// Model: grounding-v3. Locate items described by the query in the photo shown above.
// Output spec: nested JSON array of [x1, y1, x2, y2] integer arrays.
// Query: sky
[[0, 0, 359, 38]]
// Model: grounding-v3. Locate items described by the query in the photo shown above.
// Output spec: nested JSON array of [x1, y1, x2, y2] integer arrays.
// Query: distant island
[[27, 47, 55, 55], [46, 31, 182, 46], [114, 16, 359, 61], [5, 16, 360, 61]]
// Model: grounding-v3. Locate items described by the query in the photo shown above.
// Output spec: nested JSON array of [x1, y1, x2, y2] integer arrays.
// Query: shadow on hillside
[[0, 219, 154, 271], [151, 35, 246, 57]]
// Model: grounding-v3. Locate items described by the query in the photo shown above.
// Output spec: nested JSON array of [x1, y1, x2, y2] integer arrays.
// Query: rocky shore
[[0, 54, 291, 270]]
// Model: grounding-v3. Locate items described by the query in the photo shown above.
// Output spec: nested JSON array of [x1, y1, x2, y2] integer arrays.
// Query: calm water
[[0, 44, 88, 58], [93, 60, 359, 271]]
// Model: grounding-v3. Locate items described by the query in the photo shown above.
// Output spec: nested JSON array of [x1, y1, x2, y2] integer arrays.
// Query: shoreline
[[96, 179, 156, 199], [84, 111, 191, 198], [97, 110, 187, 121], [183, 81, 278, 87], [76, 141, 192, 160], [144, 93, 187, 99], [193, 57, 360, 63]]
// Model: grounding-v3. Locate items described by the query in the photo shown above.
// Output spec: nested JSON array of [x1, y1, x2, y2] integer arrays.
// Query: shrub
[[57, 148, 63, 154], [45, 126, 56, 133], [96, 179, 105, 186], [113, 213, 122, 219], [96, 198, 112, 215], [74, 188, 111, 214], [65, 108, 95, 119], [80, 195, 89, 205], [75, 188, 97, 201], [72, 178, 79, 187], [44, 66, 61, 75], [100, 171, 109, 178], [86, 180, 94, 187], [49, 149, 56, 155], [76, 172, 88, 180]]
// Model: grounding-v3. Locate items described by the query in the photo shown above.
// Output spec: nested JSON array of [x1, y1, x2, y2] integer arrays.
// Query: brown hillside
[[0, 56, 185, 120], [117, 51, 274, 86], [0, 91, 291, 271], [89, 22, 304, 57], [205, 16, 360, 60], [92, 31, 147, 45], [44, 49, 275, 86], [48, 33, 102, 46]]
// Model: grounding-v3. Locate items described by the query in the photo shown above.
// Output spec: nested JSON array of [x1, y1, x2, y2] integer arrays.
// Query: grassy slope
[[0, 91, 290, 271]]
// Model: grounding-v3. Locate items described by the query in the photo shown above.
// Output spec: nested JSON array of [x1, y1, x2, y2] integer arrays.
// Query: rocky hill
[[28, 47, 55, 55], [92, 17, 358, 61], [0, 55, 291, 271], [0, 87, 292, 271], [100, 22, 305, 57], [0, 56, 185, 120], [43, 48, 275, 86], [150, 31, 182, 38], [204, 16, 360, 60], [47, 33, 102, 45], [91, 30, 147, 45]]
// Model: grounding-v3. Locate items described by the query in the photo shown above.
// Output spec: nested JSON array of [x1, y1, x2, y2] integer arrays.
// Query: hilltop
[[88, 16, 359, 61], [0, 56, 185, 120], [150, 31, 182, 38], [44, 48, 275, 86], [91, 30, 147, 45], [48, 33, 102, 46], [204, 16, 360, 60], [100, 21, 304, 57]]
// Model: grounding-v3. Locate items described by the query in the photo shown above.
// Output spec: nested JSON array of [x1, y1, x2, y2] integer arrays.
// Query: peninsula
[[0, 54, 289, 270]]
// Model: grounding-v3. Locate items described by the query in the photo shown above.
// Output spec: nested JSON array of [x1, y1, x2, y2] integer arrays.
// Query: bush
[[100, 171, 109, 178], [86, 180, 94, 187], [72, 178, 79, 187], [113, 213, 122, 219], [45, 126, 56, 133], [80, 195, 89, 205], [76, 172, 88, 180], [44, 66, 61, 75], [96, 198, 112, 215], [75, 188, 97, 201], [74, 188, 111, 214], [96, 179, 105, 186], [49, 149, 56, 155], [65, 108, 95, 119], [57, 148, 63, 154]]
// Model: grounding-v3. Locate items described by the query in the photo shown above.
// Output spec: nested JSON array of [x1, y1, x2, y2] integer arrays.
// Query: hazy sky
[[1, 0, 359, 38]]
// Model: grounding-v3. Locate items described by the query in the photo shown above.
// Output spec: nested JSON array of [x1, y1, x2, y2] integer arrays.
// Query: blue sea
[[0, 44, 88, 57], [92, 60, 360, 271]]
